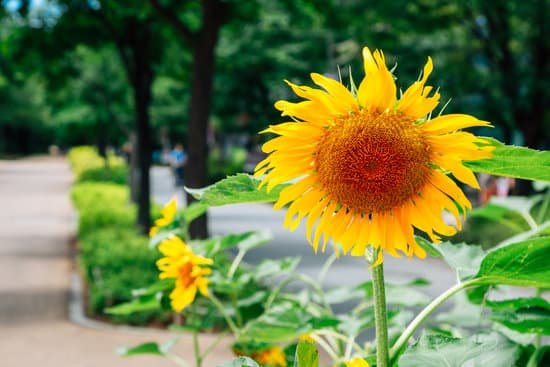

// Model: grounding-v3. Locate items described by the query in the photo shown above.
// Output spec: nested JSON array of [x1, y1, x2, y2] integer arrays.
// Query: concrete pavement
[[0, 157, 233, 367]]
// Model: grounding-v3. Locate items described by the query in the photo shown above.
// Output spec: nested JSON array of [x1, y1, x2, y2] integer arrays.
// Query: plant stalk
[[389, 278, 481, 361], [371, 258, 390, 367], [192, 329, 201, 367]]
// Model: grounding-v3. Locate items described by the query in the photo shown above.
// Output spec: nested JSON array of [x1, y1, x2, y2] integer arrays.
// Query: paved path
[[0, 157, 233, 367]]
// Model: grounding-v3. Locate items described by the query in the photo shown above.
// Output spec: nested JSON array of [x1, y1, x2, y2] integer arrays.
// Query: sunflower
[[252, 346, 287, 367], [156, 235, 213, 312], [255, 47, 493, 259], [346, 358, 370, 367], [149, 197, 178, 237]]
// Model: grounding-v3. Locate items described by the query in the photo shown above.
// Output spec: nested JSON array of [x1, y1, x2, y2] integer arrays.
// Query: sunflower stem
[[389, 278, 482, 362], [192, 328, 201, 367], [371, 251, 390, 367]]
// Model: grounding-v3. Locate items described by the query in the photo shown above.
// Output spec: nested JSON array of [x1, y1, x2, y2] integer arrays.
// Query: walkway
[[0, 157, 232, 367]]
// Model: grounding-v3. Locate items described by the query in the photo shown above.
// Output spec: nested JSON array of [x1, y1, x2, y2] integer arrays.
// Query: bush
[[69, 147, 165, 325], [71, 182, 135, 237], [68, 146, 128, 184], [79, 228, 167, 325]]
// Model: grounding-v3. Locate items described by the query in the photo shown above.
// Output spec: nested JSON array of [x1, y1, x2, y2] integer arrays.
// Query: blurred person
[[169, 143, 187, 187]]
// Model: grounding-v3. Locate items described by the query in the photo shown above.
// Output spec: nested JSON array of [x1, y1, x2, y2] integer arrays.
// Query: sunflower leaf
[[397, 332, 520, 367], [219, 357, 260, 367], [294, 339, 319, 367], [464, 138, 550, 182], [185, 174, 289, 206], [487, 297, 550, 335], [474, 237, 550, 288]]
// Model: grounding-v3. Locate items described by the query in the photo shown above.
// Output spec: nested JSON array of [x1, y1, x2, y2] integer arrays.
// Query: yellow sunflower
[[156, 235, 213, 312], [149, 197, 178, 237], [346, 358, 370, 367], [255, 47, 493, 259], [252, 346, 287, 367]]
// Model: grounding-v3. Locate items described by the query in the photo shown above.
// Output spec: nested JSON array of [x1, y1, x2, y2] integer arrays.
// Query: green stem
[[192, 329, 201, 367], [209, 293, 240, 337], [200, 331, 228, 360], [534, 288, 542, 349], [537, 190, 550, 224], [389, 278, 481, 361], [231, 293, 243, 327], [371, 258, 390, 367], [527, 345, 545, 367], [228, 248, 246, 279]]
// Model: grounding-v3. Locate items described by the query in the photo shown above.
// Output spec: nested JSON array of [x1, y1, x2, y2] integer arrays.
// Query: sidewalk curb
[[68, 271, 175, 336]]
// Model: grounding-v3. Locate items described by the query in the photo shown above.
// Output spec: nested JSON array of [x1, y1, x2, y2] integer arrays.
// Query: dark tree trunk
[[97, 119, 108, 160], [129, 23, 154, 234], [185, 0, 226, 239]]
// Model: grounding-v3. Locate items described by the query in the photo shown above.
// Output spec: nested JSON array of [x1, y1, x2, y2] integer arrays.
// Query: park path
[[0, 157, 233, 367]]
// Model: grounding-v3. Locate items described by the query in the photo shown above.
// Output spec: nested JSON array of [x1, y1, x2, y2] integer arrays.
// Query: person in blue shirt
[[169, 143, 188, 186]]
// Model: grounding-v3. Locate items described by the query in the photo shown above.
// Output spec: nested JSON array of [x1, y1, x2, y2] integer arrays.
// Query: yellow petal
[[357, 47, 397, 111]]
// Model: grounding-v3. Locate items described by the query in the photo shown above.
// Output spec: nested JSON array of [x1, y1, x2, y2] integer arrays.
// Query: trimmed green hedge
[[68, 146, 128, 184], [71, 182, 135, 237], [78, 228, 165, 325], [69, 146, 166, 325]]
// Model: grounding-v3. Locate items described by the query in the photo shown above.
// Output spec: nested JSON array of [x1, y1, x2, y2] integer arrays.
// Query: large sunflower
[[255, 47, 493, 259]]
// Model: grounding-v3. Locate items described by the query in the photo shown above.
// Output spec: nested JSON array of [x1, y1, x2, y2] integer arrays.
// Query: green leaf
[[116, 342, 163, 356], [294, 339, 319, 367], [131, 279, 174, 297], [416, 237, 485, 279], [357, 281, 430, 307], [186, 174, 290, 206], [397, 333, 520, 367], [487, 297, 550, 335], [182, 202, 208, 223], [199, 230, 272, 256], [464, 139, 550, 182], [474, 237, 550, 288], [254, 257, 300, 281], [242, 303, 312, 343], [105, 294, 161, 315], [116, 338, 178, 357], [218, 356, 260, 367]]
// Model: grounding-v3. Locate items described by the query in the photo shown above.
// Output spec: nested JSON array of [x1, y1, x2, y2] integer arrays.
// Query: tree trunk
[[185, 0, 226, 239], [129, 24, 154, 234]]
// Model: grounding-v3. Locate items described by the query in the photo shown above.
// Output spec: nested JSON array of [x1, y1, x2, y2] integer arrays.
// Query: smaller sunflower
[[156, 235, 213, 312], [252, 346, 287, 367], [346, 358, 370, 367], [149, 197, 178, 237]]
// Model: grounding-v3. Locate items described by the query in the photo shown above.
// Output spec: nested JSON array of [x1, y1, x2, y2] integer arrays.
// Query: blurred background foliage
[[1, 0, 547, 155], [0, 0, 548, 234]]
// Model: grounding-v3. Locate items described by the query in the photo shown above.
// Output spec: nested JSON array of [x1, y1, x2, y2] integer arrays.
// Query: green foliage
[[475, 237, 550, 288], [117, 338, 179, 357], [71, 182, 134, 237], [219, 357, 260, 367], [465, 139, 550, 182], [68, 146, 128, 184], [186, 173, 289, 206], [487, 298, 550, 335], [78, 228, 165, 325], [397, 333, 520, 367], [294, 339, 319, 367]]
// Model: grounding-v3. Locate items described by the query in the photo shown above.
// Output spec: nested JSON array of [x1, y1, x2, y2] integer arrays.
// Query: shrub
[[78, 228, 167, 325], [68, 146, 128, 184], [71, 182, 135, 237]]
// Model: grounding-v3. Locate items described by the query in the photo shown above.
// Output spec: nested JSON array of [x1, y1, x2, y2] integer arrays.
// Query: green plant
[[79, 228, 166, 325], [71, 182, 135, 237]]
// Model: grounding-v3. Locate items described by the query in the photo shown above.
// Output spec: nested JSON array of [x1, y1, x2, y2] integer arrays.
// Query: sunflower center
[[178, 262, 195, 287], [315, 110, 431, 213]]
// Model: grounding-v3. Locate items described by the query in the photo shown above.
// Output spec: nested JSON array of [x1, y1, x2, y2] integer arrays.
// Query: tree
[[150, 0, 230, 238]]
